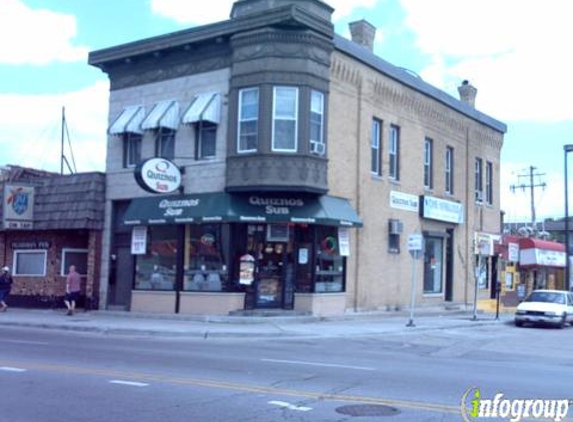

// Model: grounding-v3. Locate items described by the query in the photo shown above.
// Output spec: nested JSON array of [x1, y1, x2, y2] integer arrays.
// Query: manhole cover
[[336, 404, 401, 417]]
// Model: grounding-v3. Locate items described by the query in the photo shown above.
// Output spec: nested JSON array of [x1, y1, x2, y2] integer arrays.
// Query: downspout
[[464, 125, 470, 307], [353, 75, 363, 312]]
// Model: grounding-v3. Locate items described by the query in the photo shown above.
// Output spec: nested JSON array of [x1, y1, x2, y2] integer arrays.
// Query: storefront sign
[[131, 226, 148, 255], [338, 227, 350, 257], [389, 191, 419, 213], [420, 195, 464, 224], [159, 198, 200, 218], [249, 196, 304, 216], [11, 241, 50, 249], [520, 248, 566, 267], [3, 185, 34, 230], [135, 158, 182, 194], [474, 232, 500, 256], [508, 243, 519, 262]]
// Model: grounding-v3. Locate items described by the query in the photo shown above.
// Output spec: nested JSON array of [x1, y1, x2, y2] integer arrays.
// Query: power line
[[509, 166, 547, 233]]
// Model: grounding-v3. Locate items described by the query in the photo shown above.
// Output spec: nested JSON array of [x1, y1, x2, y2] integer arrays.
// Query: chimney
[[458, 80, 477, 108], [349, 19, 376, 52]]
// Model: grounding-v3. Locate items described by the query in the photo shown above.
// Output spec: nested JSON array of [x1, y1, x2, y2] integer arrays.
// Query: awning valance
[[122, 193, 362, 227], [182, 93, 221, 125], [108, 105, 145, 135], [519, 238, 566, 268], [141, 100, 179, 131]]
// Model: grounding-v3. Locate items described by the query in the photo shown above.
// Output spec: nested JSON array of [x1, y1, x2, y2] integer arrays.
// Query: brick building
[[0, 166, 105, 308], [89, 0, 506, 315]]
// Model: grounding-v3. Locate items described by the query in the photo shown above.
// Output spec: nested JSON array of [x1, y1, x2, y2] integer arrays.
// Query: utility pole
[[510, 166, 547, 234]]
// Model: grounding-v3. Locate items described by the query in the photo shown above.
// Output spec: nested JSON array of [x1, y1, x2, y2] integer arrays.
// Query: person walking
[[0, 266, 13, 312], [64, 265, 82, 316]]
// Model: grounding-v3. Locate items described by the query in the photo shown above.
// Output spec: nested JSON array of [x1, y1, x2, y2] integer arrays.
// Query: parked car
[[515, 290, 573, 328]]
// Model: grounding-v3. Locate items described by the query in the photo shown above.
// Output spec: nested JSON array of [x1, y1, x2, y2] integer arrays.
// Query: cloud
[[0, 81, 109, 172], [150, 0, 382, 24], [399, 0, 573, 122], [0, 0, 89, 65]]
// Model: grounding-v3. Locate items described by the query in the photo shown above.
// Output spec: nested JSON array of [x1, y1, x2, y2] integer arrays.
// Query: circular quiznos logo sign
[[135, 158, 182, 194]]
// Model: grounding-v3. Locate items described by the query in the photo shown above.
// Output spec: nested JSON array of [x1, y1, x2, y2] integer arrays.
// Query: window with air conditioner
[[310, 91, 325, 156]]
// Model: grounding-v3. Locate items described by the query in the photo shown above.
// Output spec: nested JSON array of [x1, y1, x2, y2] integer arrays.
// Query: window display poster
[[338, 227, 350, 257], [131, 226, 148, 255], [239, 254, 255, 285], [298, 248, 308, 264]]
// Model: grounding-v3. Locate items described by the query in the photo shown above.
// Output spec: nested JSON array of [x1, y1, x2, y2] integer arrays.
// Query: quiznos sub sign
[[135, 158, 182, 194]]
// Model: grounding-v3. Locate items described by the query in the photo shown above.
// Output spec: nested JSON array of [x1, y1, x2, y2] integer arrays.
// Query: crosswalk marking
[[269, 401, 313, 412], [0, 367, 27, 372], [109, 380, 149, 387]]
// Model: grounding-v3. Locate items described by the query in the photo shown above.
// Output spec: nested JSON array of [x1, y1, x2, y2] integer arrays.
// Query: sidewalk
[[0, 307, 513, 339]]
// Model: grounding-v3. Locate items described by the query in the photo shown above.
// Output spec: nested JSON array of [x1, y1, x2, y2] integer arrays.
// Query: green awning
[[123, 192, 362, 227]]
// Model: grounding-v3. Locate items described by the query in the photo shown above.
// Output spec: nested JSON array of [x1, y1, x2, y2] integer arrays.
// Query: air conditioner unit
[[388, 219, 403, 235], [310, 141, 326, 156], [475, 191, 483, 203]]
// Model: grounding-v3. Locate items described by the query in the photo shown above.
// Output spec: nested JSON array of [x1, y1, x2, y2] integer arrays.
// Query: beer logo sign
[[7, 187, 30, 215], [135, 158, 182, 194]]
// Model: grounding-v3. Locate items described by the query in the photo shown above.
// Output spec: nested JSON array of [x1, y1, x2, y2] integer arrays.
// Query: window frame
[[155, 127, 176, 160], [196, 122, 217, 160], [445, 146, 454, 195], [389, 124, 400, 180], [13, 249, 47, 277], [371, 118, 382, 176], [237, 87, 259, 154], [60, 248, 89, 277], [123, 132, 142, 168], [271, 86, 299, 153], [424, 137, 433, 189], [475, 157, 484, 203], [486, 161, 493, 205]]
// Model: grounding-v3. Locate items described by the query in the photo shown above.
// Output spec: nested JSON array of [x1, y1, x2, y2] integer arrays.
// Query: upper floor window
[[310, 90, 325, 156], [371, 119, 382, 176], [156, 128, 175, 160], [445, 146, 454, 195], [486, 161, 493, 205], [272, 87, 298, 152], [389, 125, 400, 180], [196, 122, 217, 160], [475, 157, 483, 202], [123, 133, 142, 168], [238, 88, 259, 153], [424, 138, 433, 189]]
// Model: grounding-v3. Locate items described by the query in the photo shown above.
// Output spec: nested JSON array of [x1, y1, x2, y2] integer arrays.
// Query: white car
[[515, 290, 573, 328]]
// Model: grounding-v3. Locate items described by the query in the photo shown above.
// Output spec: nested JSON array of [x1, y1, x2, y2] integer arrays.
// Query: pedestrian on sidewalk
[[0, 266, 13, 312], [64, 265, 82, 316]]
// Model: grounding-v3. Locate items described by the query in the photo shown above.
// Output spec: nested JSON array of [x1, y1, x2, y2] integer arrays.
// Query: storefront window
[[423, 237, 443, 294], [315, 226, 344, 293], [183, 224, 229, 291], [135, 226, 177, 290]]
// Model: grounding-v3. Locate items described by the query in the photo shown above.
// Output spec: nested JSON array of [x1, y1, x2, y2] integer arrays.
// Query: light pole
[[564, 145, 573, 291]]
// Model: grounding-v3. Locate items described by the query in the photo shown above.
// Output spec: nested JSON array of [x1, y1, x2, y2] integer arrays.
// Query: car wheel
[[515, 320, 523, 327], [558, 314, 566, 329]]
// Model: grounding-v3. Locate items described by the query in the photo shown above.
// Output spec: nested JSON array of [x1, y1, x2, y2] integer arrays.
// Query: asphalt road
[[0, 322, 572, 422]]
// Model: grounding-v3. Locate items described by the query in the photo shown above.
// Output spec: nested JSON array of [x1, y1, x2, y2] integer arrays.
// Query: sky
[[1, 0, 572, 223]]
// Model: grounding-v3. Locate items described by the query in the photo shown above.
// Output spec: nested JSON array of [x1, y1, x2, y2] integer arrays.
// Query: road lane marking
[[269, 400, 312, 412], [261, 358, 376, 371], [0, 367, 27, 372], [109, 380, 149, 387], [0, 360, 477, 417], [2, 340, 49, 346]]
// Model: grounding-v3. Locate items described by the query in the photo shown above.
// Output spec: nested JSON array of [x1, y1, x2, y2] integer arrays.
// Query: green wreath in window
[[320, 236, 337, 255]]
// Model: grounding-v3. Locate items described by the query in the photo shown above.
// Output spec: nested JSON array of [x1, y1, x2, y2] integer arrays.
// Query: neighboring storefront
[[518, 237, 566, 292], [0, 167, 105, 308]]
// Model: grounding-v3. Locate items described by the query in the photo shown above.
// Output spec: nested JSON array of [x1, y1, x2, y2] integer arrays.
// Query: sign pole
[[406, 254, 418, 327]]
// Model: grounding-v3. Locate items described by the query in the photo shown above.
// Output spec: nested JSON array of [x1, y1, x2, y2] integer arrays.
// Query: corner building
[[90, 0, 506, 315]]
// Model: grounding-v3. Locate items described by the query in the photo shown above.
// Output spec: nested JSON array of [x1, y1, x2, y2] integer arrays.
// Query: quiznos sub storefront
[[118, 159, 362, 315]]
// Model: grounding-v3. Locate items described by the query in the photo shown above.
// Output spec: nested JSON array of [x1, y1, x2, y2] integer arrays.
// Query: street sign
[[407, 233, 424, 259]]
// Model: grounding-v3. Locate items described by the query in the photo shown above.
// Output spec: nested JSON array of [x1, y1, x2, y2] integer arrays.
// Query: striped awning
[[108, 105, 145, 135], [141, 100, 180, 131], [182, 93, 221, 125]]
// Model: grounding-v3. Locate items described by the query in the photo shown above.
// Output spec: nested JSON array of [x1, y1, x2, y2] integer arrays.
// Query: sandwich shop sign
[[135, 158, 182, 194]]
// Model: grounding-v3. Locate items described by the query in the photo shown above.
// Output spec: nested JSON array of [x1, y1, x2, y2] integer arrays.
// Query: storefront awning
[[519, 238, 566, 268], [141, 100, 179, 131], [181, 93, 221, 125], [122, 192, 363, 227], [108, 105, 145, 135]]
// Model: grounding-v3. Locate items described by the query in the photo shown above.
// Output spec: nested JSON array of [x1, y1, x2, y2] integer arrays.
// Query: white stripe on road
[[109, 380, 149, 387], [2, 340, 49, 346], [262, 358, 376, 371], [269, 401, 313, 412], [0, 367, 27, 372]]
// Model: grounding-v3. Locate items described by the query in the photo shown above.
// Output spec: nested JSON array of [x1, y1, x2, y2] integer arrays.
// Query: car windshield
[[525, 291, 565, 304]]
